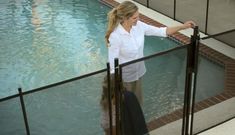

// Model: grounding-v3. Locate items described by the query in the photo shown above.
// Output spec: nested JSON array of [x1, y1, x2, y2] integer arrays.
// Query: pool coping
[[101, 0, 235, 132]]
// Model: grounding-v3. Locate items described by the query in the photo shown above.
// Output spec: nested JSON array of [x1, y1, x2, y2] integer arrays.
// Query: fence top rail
[[120, 44, 189, 67], [0, 68, 107, 103], [0, 94, 19, 103], [201, 29, 235, 40]]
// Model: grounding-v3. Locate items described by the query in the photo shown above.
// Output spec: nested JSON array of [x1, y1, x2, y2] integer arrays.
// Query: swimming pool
[[0, 0, 225, 134], [0, 0, 110, 97]]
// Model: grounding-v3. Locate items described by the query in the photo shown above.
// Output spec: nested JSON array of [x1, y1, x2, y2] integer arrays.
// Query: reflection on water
[[0, 0, 109, 97]]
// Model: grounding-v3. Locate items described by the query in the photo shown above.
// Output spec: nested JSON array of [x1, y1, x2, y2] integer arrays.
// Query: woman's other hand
[[183, 21, 196, 29]]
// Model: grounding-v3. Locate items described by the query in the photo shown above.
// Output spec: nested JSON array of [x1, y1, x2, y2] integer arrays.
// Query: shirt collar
[[116, 23, 130, 35]]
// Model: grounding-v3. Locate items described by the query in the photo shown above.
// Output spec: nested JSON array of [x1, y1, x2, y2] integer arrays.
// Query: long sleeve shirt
[[108, 20, 167, 82]]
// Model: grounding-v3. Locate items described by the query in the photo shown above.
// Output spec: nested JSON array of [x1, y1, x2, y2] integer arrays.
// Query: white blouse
[[108, 20, 167, 82]]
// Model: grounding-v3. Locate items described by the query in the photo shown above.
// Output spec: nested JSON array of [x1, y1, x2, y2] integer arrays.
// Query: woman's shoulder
[[109, 31, 119, 37], [136, 20, 148, 27], [109, 30, 120, 42]]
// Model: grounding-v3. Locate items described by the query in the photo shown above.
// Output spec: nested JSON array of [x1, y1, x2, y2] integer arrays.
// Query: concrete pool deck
[[101, 0, 235, 134], [148, 97, 235, 135]]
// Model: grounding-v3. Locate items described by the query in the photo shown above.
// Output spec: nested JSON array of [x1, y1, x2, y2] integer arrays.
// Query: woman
[[105, 1, 195, 104]]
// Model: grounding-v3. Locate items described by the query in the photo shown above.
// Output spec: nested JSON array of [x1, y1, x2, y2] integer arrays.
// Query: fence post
[[107, 63, 113, 135], [189, 26, 200, 135], [182, 26, 200, 135], [182, 41, 193, 135], [18, 88, 30, 135], [114, 58, 121, 135], [174, 0, 176, 20], [205, 0, 209, 34]]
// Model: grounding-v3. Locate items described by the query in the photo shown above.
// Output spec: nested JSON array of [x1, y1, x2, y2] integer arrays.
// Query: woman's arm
[[166, 21, 196, 35]]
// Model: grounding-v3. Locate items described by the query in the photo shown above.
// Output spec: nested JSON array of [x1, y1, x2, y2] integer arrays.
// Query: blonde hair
[[100, 75, 115, 110], [105, 1, 138, 46]]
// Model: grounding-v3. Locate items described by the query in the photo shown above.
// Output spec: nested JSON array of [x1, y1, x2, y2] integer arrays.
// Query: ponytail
[[105, 8, 119, 46]]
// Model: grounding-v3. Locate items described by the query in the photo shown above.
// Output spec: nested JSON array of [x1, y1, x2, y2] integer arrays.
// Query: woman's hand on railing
[[183, 21, 196, 29]]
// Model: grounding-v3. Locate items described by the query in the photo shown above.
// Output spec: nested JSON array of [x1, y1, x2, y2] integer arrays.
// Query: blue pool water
[[0, 0, 224, 135], [0, 0, 110, 97]]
